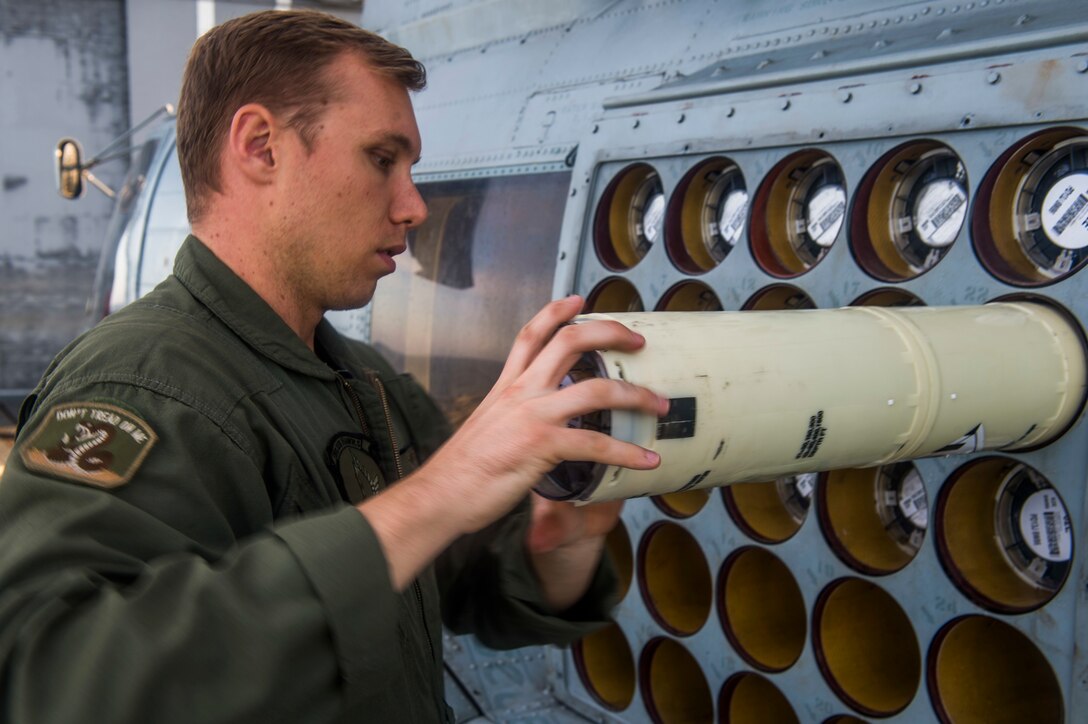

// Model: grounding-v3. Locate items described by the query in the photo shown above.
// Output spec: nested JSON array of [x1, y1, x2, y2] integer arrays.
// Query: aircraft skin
[[69, 0, 1088, 721]]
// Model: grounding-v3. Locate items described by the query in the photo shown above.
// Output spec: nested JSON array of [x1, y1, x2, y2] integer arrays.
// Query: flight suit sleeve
[[0, 382, 399, 724], [382, 369, 620, 648], [435, 500, 619, 650]]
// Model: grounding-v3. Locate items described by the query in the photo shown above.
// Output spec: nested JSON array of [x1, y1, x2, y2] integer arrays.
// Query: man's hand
[[359, 295, 667, 591], [526, 494, 623, 612]]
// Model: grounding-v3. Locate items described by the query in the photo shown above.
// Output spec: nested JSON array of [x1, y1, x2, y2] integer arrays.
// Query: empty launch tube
[[539, 303, 1086, 502]]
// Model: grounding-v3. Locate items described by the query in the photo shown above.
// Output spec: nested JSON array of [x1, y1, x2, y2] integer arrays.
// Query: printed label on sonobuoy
[[914, 179, 967, 248], [793, 472, 817, 499], [718, 190, 750, 247], [806, 186, 846, 247], [1041, 172, 1088, 250], [1018, 489, 1073, 563], [898, 467, 929, 529]]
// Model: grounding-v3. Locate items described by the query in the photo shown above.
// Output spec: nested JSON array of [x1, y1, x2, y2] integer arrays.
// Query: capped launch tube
[[539, 303, 1086, 502]]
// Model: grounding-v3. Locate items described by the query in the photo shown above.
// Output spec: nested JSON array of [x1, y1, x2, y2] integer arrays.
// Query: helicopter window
[[371, 170, 571, 428]]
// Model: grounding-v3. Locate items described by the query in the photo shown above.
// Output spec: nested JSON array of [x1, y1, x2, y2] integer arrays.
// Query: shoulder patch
[[19, 403, 158, 488]]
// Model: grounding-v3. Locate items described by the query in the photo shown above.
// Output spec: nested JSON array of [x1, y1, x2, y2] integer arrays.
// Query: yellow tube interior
[[640, 523, 712, 635], [742, 284, 816, 311], [939, 458, 1061, 611], [724, 480, 805, 543], [606, 165, 658, 269], [656, 280, 723, 312], [932, 615, 1063, 724], [720, 548, 807, 671], [679, 160, 725, 272], [605, 520, 634, 599], [822, 467, 917, 574], [644, 638, 714, 724], [816, 578, 920, 716], [575, 623, 636, 711], [719, 672, 800, 724], [655, 489, 711, 518], [585, 277, 644, 313]]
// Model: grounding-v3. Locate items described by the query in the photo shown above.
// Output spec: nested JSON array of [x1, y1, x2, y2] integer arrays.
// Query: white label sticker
[[806, 185, 846, 247], [793, 472, 817, 498], [913, 179, 967, 248], [718, 190, 750, 247], [931, 424, 985, 456], [1040, 172, 1088, 250], [642, 193, 665, 243], [897, 468, 929, 529], [1018, 489, 1072, 563]]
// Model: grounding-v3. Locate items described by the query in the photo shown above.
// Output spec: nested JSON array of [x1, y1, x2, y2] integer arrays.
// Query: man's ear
[[226, 103, 280, 185]]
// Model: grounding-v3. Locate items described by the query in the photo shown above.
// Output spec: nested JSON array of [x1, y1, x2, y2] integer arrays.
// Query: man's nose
[[394, 179, 428, 228]]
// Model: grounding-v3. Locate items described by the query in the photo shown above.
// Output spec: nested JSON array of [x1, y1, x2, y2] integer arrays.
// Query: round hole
[[585, 276, 645, 312], [850, 140, 967, 281], [973, 126, 1088, 286], [654, 280, 724, 311], [929, 615, 1063, 724], [718, 672, 800, 724], [751, 150, 847, 277], [573, 623, 636, 711], [819, 464, 927, 575], [741, 283, 817, 310], [640, 638, 714, 724], [653, 489, 711, 518], [850, 287, 926, 307], [637, 522, 713, 636], [665, 157, 749, 274], [936, 457, 1073, 613], [718, 547, 807, 672], [606, 519, 634, 599], [813, 578, 921, 717], [595, 163, 665, 270], [722, 474, 815, 543]]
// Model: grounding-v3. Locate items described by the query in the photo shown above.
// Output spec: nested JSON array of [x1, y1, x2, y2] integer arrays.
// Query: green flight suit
[[0, 236, 615, 723]]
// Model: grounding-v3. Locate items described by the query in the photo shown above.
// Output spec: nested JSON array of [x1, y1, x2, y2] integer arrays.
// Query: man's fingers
[[552, 427, 662, 471], [520, 319, 647, 389], [542, 377, 669, 423], [527, 496, 624, 554], [496, 296, 584, 387]]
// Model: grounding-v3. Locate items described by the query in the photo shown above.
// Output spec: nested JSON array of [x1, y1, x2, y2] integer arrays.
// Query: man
[[0, 10, 665, 723]]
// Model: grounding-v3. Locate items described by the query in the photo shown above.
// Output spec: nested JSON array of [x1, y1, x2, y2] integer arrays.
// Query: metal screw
[[726, 106, 736, 118], [1076, 58, 1088, 74], [839, 89, 853, 103], [632, 119, 640, 129], [677, 113, 686, 124], [781, 98, 792, 110], [909, 82, 923, 94], [987, 70, 1001, 84]]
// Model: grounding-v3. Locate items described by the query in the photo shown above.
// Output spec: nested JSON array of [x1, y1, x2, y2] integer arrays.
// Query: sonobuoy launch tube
[[538, 303, 1086, 502]]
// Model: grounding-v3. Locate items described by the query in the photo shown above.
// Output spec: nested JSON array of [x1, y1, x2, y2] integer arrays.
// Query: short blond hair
[[176, 9, 426, 222]]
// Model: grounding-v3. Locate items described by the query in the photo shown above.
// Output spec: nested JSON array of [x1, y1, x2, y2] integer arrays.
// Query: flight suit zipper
[[364, 371, 438, 672]]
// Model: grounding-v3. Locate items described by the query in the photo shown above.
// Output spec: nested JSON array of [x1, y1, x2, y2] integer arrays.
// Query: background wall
[[0, 0, 128, 399], [0, 0, 362, 420]]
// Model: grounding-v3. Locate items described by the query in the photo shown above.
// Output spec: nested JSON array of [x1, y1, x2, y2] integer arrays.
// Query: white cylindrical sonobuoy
[[538, 303, 1086, 502]]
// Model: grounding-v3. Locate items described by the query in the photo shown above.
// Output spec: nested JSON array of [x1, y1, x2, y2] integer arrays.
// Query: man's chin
[[325, 288, 376, 312]]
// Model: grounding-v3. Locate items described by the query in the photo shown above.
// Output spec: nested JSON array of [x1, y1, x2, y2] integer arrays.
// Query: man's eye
[[373, 154, 394, 170]]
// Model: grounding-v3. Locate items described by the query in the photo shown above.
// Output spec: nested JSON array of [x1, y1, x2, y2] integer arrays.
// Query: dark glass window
[[371, 171, 571, 427]]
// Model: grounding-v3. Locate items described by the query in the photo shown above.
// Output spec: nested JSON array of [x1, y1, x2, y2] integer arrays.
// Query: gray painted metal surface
[[381, 0, 1088, 721]]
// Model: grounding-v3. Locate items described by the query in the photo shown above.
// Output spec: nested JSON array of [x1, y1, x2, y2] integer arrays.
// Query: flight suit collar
[[173, 234, 342, 380]]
